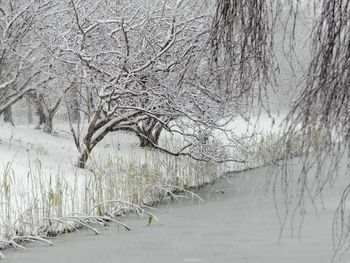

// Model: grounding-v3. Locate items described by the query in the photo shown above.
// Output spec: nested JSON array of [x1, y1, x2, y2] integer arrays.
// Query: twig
[[90, 200, 159, 222]]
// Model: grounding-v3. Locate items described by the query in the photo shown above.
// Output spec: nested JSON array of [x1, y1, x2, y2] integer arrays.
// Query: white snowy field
[[0, 113, 284, 178], [0, 122, 218, 241], [0, 113, 286, 258]]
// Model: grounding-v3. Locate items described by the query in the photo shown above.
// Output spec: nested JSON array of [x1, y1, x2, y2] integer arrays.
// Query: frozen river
[[4, 164, 350, 263]]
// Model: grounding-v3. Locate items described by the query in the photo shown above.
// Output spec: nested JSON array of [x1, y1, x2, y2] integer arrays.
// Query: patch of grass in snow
[[0, 143, 222, 255], [248, 128, 331, 166], [86, 146, 220, 208]]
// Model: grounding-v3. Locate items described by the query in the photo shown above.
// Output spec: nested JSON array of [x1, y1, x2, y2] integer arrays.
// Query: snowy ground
[[3, 163, 350, 263], [0, 113, 289, 259], [0, 113, 285, 194], [0, 113, 282, 177], [0, 122, 144, 181], [0, 112, 284, 174]]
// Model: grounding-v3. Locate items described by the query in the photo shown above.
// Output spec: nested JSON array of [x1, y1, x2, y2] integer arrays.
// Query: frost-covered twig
[[90, 200, 159, 223], [13, 236, 53, 246], [0, 239, 26, 250], [157, 185, 204, 202]]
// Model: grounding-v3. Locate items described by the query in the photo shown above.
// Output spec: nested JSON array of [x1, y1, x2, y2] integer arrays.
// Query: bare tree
[[30, 0, 246, 168], [0, 1, 45, 118], [30, 75, 72, 133], [32, 91, 61, 133]]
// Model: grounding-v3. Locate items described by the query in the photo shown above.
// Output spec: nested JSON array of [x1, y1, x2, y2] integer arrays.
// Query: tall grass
[[0, 126, 331, 258], [0, 140, 226, 255], [245, 128, 331, 167]]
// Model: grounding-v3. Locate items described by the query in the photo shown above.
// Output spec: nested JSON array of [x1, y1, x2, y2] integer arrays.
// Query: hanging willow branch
[[210, 0, 278, 103], [212, 0, 350, 257], [288, 0, 350, 254], [283, 0, 350, 172], [287, 0, 350, 139], [278, 0, 350, 257]]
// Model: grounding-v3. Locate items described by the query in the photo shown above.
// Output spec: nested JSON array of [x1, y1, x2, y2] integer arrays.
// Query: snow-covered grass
[[246, 128, 331, 167], [0, 123, 228, 254], [1, 113, 327, 258]]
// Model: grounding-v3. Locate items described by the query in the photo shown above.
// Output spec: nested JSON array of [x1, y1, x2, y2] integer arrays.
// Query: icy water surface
[[4, 165, 350, 263]]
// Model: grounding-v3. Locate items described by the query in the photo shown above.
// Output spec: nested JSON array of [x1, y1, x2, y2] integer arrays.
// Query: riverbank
[[0, 114, 287, 259], [4, 163, 349, 262]]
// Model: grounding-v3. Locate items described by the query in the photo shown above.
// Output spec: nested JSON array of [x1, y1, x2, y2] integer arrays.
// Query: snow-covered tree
[[0, 1, 48, 121], [31, 0, 244, 167]]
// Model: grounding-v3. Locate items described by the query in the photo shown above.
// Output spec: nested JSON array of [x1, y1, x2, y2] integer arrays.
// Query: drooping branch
[[278, 0, 350, 256], [210, 0, 277, 102]]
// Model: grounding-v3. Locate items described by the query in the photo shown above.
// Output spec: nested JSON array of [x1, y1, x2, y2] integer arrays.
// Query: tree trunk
[[3, 106, 14, 126], [78, 147, 91, 168], [35, 101, 46, 129], [153, 125, 163, 144], [78, 109, 145, 168], [35, 105, 57, 134], [86, 88, 94, 122], [138, 124, 163, 148], [70, 88, 81, 123], [43, 111, 54, 133], [77, 110, 103, 168], [26, 96, 33, 124], [139, 135, 154, 147], [34, 94, 61, 134]]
